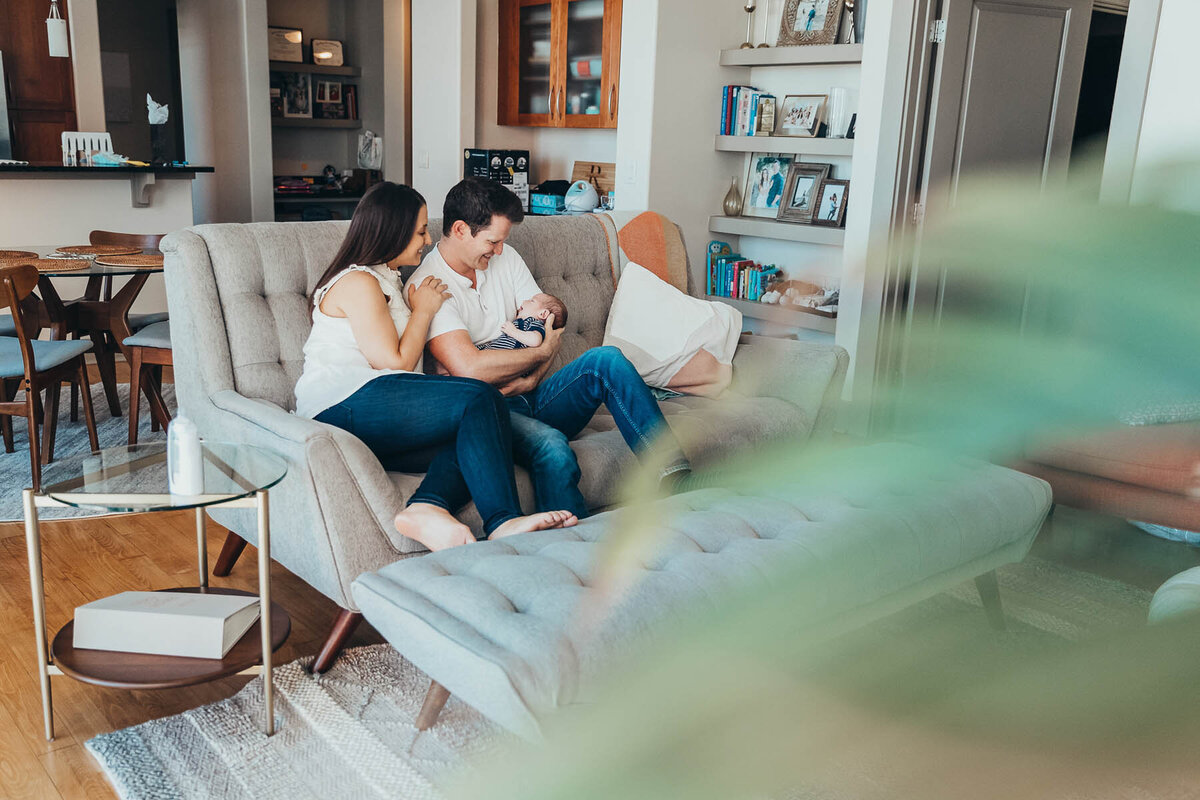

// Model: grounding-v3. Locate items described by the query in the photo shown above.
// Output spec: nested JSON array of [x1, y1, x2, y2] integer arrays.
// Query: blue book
[[720, 86, 731, 135]]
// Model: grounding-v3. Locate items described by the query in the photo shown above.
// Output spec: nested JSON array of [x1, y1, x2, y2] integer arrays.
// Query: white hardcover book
[[73, 591, 261, 660]]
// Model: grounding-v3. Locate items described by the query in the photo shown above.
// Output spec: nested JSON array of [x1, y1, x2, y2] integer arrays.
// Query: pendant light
[[47, 0, 70, 58]]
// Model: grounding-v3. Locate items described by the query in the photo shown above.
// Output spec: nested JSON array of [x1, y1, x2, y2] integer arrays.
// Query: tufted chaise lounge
[[161, 214, 849, 671], [350, 442, 1054, 738]]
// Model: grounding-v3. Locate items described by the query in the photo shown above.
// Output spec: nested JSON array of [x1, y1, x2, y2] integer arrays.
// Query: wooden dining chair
[[0, 264, 99, 489], [122, 321, 172, 445], [66, 231, 168, 424]]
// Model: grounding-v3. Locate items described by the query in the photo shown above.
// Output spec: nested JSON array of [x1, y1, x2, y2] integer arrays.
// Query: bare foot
[[394, 503, 474, 551], [489, 510, 579, 541]]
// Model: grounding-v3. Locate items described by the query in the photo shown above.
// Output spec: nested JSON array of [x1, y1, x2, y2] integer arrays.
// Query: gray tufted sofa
[[161, 213, 848, 668], [351, 442, 1054, 738]]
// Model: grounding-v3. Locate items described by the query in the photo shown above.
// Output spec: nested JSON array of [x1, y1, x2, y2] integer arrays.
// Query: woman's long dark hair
[[310, 181, 426, 307]]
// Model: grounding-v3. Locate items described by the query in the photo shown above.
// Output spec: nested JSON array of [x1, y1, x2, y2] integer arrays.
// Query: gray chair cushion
[[130, 312, 170, 330], [0, 337, 92, 378], [123, 320, 171, 349], [352, 443, 1052, 738]]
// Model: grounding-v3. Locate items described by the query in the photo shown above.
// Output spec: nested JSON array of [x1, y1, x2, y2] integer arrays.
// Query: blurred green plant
[[444, 175, 1200, 800]]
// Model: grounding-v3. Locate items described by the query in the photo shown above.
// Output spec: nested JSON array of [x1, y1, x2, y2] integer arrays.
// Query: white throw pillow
[[603, 263, 742, 396]]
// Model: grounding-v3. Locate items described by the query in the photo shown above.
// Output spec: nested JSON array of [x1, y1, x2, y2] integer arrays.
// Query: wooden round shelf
[[51, 588, 290, 690]]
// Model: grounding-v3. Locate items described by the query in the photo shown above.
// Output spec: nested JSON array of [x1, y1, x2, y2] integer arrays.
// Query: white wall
[[615, 0, 745, 288], [411, 0, 476, 213]]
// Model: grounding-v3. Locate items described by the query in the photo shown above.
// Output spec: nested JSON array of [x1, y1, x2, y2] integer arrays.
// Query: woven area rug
[[0, 383, 172, 521], [85, 557, 1154, 800]]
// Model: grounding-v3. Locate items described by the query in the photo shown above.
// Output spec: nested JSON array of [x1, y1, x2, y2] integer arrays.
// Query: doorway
[[873, 0, 1109, 434]]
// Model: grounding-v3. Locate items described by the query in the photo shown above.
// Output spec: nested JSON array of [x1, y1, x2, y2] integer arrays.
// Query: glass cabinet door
[[562, 0, 607, 123], [517, 2, 555, 118]]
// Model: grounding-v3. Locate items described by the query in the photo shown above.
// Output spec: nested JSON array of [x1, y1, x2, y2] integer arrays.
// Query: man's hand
[[539, 313, 564, 357]]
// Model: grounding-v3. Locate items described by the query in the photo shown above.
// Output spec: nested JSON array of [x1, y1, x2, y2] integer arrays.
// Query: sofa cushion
[[354, 443, 1052, 738], [189, 220, 351, 410], [1025, 422, 1200, 494]]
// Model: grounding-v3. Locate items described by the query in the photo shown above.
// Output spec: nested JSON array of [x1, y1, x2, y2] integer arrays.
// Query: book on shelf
[[344, 84, 358, 120], [73, 591, 262, 660], [706, 241, 780, 302], [718, 86, 775, 136]]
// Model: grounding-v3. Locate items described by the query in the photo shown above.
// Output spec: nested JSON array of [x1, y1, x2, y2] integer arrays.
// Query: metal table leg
[[23, 489, 54, 741]]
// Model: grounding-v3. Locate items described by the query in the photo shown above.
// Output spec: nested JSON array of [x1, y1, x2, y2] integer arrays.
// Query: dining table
[[2, 246, 166, 421]]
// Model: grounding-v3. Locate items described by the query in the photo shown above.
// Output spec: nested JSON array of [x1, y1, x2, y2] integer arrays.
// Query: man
[[406, 177, 691, 519], [766, 159, 785, 208]]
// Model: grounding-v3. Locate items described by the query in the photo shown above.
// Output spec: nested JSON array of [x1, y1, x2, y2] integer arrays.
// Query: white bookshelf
[[715, 135, 854, 156], [709, 215, 845, 246], [718, 43, 863, 67], [709, 295, 836, 333]]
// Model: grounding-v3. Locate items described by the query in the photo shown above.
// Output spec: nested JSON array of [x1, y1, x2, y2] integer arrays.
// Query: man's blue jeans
[[314, 373, 523, 535], [506, 346, 690, 518]]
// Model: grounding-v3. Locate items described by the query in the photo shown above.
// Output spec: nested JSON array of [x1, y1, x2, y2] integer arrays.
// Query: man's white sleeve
[[426, 296, 469, 341]]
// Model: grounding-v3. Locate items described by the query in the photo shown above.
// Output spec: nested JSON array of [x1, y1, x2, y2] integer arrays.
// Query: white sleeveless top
[[293, 264, 425, 419]]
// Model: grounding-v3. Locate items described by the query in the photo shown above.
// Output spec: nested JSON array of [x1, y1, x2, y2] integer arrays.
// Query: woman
[[293, 182, 576, 551]]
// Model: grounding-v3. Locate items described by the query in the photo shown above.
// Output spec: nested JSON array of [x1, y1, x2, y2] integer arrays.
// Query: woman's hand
[[407, 276, 451, 315]]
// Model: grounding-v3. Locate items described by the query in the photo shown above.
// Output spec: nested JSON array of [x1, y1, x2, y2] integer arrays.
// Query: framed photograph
[[777, 162, 831, 223], [268, 27, 304, 63], [281, 72, 312, 118], [311, 39, 344, 66], [813, 179, 849, 227], [777, 94, 826, 138], [743, 153, 795, 218], [315, 80, 342, 104], [777, 0, 845, 46]]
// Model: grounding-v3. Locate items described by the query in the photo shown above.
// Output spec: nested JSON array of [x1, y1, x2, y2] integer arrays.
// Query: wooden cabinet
[[0, 0, 78, 161], [498, 0, 621, 129]]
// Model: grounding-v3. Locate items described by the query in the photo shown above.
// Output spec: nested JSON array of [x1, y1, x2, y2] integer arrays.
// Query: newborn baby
[[478, 292, 568, 350]]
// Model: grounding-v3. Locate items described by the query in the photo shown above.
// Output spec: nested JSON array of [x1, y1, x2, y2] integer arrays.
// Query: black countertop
[[0, 164, 214, 175]]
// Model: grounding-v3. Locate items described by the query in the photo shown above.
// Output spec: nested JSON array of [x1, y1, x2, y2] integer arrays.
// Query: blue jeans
[[507, 346, 689, 518], [314, 373, 522, 535]]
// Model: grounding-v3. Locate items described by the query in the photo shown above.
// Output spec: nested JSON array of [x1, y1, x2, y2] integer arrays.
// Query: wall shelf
[[718, 43, 863, 67], [709, 215, 845, 246], [714, 135, 854, 156], [708, 295, 837, 333], [268, 61, 362, 77], [272, 118, 363, 129]]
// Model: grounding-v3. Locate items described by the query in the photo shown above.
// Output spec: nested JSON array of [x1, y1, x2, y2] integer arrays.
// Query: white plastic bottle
[[167, 415, 204, 494]]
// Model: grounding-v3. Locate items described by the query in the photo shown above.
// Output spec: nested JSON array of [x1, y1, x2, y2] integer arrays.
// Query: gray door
[[897, 0, 1094, 399]]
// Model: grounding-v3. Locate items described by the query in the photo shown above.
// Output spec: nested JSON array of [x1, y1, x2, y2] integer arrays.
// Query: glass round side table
[[23, 441, 289, 741]]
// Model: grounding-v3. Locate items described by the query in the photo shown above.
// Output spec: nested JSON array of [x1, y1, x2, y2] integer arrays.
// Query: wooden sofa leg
[[975, 570, 1006, 631], [416, 681, 451, 731], [311, 609, 363, 674], [212, 532, 248, 577]]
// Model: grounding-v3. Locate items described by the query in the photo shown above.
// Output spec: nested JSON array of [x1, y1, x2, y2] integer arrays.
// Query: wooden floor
[[0, 511, 384, 800]]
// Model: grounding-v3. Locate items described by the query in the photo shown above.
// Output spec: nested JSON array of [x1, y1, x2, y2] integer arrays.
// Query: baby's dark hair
[[542, 294, 567, 329]]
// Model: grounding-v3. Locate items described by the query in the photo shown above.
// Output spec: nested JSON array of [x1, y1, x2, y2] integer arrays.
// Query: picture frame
[[280, 72, 312, 118], [742, 153, 795, 218], [813, 178, 849, 227], [777, 162, 831, 223], [268, 27, 304, 63], [315, 80, 342, 104], [777, 94, 826, 138], [777, 0, 845, 46], [311, 38, 344, 67]]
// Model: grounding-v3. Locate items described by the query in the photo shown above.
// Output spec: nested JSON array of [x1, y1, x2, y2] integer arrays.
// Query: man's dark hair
[[443, 177, 524, 236], [542, 294, 568, 329]]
